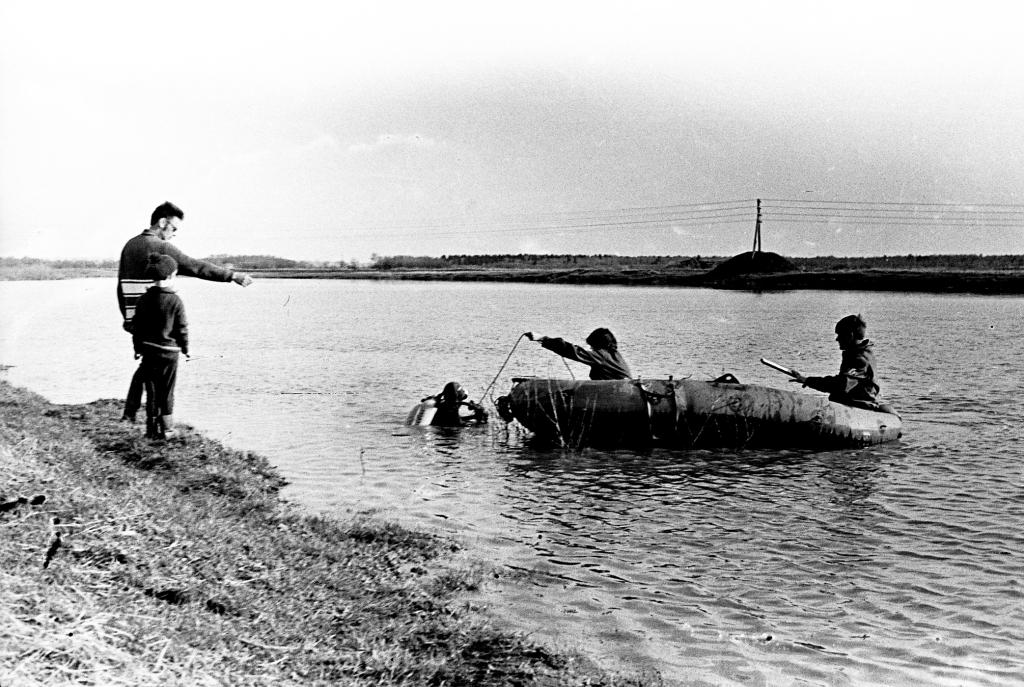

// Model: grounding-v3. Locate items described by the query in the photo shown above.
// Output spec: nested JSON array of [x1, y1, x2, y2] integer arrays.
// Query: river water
[[2, 278, 1022, 686]]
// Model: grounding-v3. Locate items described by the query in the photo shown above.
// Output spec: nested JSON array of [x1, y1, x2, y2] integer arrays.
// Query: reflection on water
[[2, 278, 1023, 686]]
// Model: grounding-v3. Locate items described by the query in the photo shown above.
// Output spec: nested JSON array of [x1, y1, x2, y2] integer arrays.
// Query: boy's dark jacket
[[132, 287, 189, 356], [803, 339, 878, 403]]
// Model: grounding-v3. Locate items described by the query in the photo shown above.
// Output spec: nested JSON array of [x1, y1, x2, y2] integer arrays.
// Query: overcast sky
[[2, 1, 1022, 261]]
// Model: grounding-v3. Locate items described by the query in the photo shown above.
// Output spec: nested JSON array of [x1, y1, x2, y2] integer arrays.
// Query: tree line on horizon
[[4, 253, 1024, 272], [364, 253, 1024, 271]]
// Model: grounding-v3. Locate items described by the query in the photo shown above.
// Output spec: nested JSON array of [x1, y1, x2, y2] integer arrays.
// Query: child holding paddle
[[786, 314, 880, 408]]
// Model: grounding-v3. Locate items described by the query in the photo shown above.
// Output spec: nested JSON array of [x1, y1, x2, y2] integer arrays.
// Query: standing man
[[117, 201, 253, 422]]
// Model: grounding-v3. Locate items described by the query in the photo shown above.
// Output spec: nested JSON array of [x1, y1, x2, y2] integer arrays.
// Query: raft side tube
[[508, 378, 651, 446], [507, 378, 902, 449], [672, 379, 902, 447]]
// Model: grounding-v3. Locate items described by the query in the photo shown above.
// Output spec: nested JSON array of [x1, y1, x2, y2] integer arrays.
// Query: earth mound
[[705, 251, 797, 279]]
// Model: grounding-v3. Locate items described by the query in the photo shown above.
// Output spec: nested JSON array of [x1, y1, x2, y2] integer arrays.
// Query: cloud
[[199, 134, 342, 183], [671, 225, 696, 238], [297, 134, 341, 154], [347, 133, 440, 153]]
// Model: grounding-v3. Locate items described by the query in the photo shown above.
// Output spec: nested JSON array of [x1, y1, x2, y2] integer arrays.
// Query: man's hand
[[467, 401, 489, 423], [788, 370, 807, 385], [232, 272, 254, 287]]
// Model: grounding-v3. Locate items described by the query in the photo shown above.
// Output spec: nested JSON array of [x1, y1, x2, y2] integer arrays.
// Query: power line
[[769, 216, 1024, 229], [316, 201, 755, 234], [284, 206, 755, 240], [762, 197, 1024, 209], [515, 198, 756, 218], [321, 212, 754, 241], [763, 207, 1024, 219], [274, 196, 1024, 243]]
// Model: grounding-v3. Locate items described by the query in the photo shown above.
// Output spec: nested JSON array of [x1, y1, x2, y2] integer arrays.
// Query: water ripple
[[5, 280, 1024, 685]]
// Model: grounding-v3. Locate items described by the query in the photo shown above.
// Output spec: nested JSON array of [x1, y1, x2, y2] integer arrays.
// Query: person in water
[[429, 382, 488, 426], [789, 314, 880, 407], [525, 328, 632, 380]]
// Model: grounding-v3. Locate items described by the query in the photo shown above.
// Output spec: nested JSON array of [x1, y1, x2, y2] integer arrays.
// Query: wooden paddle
[[760, 357, 798, 378]]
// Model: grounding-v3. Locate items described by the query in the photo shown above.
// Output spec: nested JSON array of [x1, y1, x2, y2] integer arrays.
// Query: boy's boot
[[145, 416, 158, 438], [158, 415, 176, 440]]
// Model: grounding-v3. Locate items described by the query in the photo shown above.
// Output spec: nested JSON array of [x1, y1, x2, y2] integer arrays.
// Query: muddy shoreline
[[0, 379, 659, 685]]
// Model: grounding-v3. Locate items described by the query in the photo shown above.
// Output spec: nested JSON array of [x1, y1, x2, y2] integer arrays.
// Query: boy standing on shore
[[131, 254, 189, 439]]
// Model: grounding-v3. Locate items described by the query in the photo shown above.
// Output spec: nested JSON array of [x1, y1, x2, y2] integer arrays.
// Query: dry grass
[[0, 380, 660, 686]]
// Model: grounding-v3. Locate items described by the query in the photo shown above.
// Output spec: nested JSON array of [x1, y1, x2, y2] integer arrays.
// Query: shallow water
[[2, 278, 1023, 685]]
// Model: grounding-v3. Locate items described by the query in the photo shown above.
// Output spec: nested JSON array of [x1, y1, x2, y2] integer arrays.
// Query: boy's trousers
[[139, 350, 179, 418]]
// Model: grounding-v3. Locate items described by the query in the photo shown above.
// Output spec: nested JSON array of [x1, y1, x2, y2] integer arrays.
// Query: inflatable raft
[[496, 377, 902, 449]]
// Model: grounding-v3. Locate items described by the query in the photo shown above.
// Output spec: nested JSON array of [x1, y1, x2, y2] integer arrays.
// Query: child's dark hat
[[145, 253, 178, 280]]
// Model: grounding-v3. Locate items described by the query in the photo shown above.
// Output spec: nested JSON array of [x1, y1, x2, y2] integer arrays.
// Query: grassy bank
[[0, 380, 658, 686]]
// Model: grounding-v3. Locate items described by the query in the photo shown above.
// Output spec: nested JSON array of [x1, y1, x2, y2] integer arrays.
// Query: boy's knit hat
[[835, 314, 866, 334], [145, 253, 178, 280]]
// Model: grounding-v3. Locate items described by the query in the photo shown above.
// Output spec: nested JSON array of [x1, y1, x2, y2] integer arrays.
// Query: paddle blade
[[760, 357, 797, 377]]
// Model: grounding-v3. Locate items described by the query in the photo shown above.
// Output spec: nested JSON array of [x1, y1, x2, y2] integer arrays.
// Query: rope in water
[[479, 333, 527, 404]]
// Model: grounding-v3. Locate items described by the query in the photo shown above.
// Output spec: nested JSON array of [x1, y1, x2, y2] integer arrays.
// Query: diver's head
[[438, 381, 467, 405]]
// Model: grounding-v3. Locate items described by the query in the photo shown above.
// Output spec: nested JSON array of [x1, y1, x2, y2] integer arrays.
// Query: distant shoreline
[[247, 267, 1024, 295], [4, 261, 1024, 294]]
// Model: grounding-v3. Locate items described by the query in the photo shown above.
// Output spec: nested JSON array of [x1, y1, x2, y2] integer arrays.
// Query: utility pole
[[751, 198, 762, 256]]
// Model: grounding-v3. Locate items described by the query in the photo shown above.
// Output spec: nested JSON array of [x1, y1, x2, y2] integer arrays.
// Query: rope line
[[479, 333, 528, 404]]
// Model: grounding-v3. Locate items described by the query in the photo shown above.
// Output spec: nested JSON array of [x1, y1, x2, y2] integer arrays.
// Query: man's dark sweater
[[117, 228, 233, 326]]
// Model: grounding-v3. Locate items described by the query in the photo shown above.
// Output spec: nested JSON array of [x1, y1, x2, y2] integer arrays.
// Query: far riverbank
[[4, 253, 1024, 294], [239, 265, 1024, 294]]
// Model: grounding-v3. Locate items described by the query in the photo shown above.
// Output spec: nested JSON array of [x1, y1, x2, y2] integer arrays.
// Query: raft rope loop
[[479, 333, 528, 404], [477, 333, 577, 403]]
